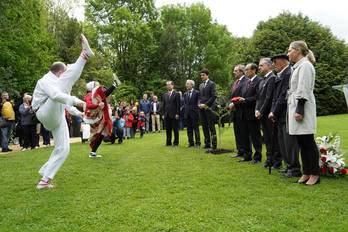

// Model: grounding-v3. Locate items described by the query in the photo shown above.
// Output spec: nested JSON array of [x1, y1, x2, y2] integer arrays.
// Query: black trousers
[[199, 109, 217, 148], [233, 115, 245, 156], [41, 125, 51, 145], [261, 116, 281, 165], [277, 122, 301, 174], [242, 119, 262, 161], [22, 124, 37, 149], [164, 117, 179, 145], [185, 116, 200, 146], [296, 134, 320, 175]]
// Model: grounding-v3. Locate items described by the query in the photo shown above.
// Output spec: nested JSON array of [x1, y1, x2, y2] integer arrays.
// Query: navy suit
[[199, 80, 217, 148], [241, 76, 262, 161], [230, 76, 248, 156], [184, 89, 201, 146], [163, 91, 181, 145]]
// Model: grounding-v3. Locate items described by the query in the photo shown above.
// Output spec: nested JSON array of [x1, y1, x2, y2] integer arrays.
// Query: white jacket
[[287, 57, 317, 135]]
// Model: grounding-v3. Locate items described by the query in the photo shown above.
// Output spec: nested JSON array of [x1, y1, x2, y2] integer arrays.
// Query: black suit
[[199, 79, 217, 148], [271, 65, 301, 175], [241, 76, 262, 161], [163, 91, 181, 145], [255, 72, 281, 165], [184, 89, 201, 146], [230, 76, 248, 156]]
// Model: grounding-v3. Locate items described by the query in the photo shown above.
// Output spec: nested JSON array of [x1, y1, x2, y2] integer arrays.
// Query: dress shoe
[[212, 145, 217, 150], [306, 176, 320, 186], [263, 162, 272, 168], [165, 144, 172, 146], [187, 144, 194, 148], [238, 159, 252, 162], [204, 145, 211, 149], [251, 160, 261, 164], [283, 171, 302, 178], [232, 154, 244, 158], [297, 175, 310, 184], [195, 143, 201, 148]]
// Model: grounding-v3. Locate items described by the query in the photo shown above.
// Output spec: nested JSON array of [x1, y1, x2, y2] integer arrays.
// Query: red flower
[[329, 167, 335, 174], [320, 147, 328, 155], [339, 168, 347, 175], [321, 167, 327, 174], [321, 156, 327, 162], [231, 97, 240, 103]]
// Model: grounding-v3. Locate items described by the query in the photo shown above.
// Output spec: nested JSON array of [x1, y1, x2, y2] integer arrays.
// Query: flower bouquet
[[316, 134, 347, 177]]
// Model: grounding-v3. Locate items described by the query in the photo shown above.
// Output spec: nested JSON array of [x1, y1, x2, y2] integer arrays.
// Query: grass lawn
[[1, 114, 348, 231]]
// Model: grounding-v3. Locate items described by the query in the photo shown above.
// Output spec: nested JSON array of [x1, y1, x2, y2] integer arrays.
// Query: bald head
[[50, 62, 67, 77]]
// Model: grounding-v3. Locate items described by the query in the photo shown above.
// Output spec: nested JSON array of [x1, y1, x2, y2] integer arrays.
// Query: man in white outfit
[[32, 34, 94, 189]]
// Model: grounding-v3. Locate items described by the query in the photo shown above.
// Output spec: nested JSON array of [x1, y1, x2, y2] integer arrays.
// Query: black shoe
[[187, 144, 194, 148], [251, 160, 261, 164], [263, 162, 272, 168], [283, 171, 302, 178], [195, 143, 201, 148], [212, 145, 217, 150], [7, 148, 13, 152], [232, 154, 244, 158], [238, 158, 252, 162], [272, 163, 282, 169], [165, 144, 172, 146], [173, 144, 179, 147], [204, 145, 211, 149]]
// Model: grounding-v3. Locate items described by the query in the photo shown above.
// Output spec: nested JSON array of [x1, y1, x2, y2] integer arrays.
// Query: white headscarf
[[86, 81, 100, 92]]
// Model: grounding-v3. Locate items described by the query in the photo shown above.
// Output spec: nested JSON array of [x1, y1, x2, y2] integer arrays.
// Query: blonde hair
[[290, 40, 316, 64]]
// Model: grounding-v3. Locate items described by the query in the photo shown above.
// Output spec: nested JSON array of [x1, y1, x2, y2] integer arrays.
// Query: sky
[[72, 0, 348, 42]]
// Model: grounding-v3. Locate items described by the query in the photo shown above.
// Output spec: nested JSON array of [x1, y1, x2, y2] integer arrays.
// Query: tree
[[0, 0, 56, 96], [248, 12, 348, 115]]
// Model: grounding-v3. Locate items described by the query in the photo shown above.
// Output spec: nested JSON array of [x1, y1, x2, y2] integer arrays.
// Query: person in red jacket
[[84, 75, 120, 157], [122, 107, 133, 139]]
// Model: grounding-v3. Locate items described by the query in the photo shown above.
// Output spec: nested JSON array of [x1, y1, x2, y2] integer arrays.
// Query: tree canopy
[[1, 1, 347, 115]]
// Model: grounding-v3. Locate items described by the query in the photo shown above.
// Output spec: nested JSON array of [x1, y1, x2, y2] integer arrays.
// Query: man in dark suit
[[229, 64, 248, 158], [198, 69, 217, 149], [162, 81, 181, 146], [184, 79, 201, 147], [239, 63, 262, 163], [255, 58, 281, 168], [269, 55, 301, 178]]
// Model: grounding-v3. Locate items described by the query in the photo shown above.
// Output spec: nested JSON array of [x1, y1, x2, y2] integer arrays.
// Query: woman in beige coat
[[287, 41, 320, 185]]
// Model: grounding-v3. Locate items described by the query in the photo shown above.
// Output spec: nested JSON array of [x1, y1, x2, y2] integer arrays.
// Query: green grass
[[1, 114, 348, 231]]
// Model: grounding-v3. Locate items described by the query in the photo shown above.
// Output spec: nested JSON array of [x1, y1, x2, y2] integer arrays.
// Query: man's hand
[[255, 110, 261, 119], [175, 114, 179, 120], [198, 104, 206, 109], [228, 103, 235, 110], [238, 97, 245, 103], [74, 99, 86, 110], [295, 113, 303, 122], [268, 112, 275, 123], [98, 102, 105, 109]]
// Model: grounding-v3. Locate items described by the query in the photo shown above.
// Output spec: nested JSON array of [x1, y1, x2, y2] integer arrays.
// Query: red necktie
[[232, 79, 240, 92]]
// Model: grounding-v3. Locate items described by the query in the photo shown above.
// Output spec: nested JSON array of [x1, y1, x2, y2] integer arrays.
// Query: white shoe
[[80, 34, 94, 58], [89, 152, 102, 158], [36, 180, 54, 190], [21, 148, 27, 151]]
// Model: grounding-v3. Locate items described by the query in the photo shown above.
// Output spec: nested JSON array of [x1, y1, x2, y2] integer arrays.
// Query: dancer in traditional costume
[[84, 75, 120, 157]]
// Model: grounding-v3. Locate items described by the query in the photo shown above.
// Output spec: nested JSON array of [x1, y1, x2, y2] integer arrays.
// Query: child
[[113, 112, 125, 144], [137, 111, 146, 138], [123, 107, 133, 139], [131, 106, 138, 138]]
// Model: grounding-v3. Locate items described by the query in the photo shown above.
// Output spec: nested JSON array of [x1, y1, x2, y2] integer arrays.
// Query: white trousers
[[38, 57, 86, 180], [39, 119, 70, 179]]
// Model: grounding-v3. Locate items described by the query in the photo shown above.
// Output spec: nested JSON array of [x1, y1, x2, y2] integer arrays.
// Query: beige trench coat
[[287, 57, 317, 135]]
